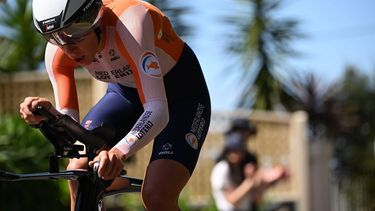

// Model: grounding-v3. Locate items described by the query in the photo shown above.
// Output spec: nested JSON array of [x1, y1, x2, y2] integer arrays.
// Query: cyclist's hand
[[88, 148, 126, 180], [19, 97, 55, 125]]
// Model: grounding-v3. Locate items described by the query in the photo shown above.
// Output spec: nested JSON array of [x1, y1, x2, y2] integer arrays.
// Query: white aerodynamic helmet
[[32, 0, 103, 45]]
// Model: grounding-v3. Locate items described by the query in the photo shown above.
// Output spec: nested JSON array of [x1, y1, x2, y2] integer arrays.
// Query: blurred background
[[0, 0, 374, 210]]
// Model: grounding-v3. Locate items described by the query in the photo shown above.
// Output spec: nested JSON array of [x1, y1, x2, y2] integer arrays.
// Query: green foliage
[[331, 68, 375, 211], [337, 68, 375, 172], [177, 191, 218, 211], [0, 0, 46, 72], [103, 190, 220, 211], [199, 197, 219, 211], [227, 0, 302, 110], [284, 72, 340, 139], [0, 114, 69, 210], [104, 194, 144, 211], [331, 67, 375, 176], [287, 67, 375, 211]]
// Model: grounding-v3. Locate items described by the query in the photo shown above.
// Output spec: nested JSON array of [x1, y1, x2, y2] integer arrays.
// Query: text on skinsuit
[[109, 49, 120, 61], [135, 121, 153, 140], [110, 65, 132, 78], [190, 103, 206, 140], [131, 111, 154, 140], [95, 71, 111, 80], [159, 143, 173, 155]]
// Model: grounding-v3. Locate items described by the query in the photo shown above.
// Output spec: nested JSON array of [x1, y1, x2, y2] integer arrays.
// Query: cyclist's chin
[[72, 55, 93, 65]]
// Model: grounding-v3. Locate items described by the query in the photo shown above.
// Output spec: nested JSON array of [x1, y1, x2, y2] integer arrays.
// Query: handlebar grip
[[33, 106, 58, 121]]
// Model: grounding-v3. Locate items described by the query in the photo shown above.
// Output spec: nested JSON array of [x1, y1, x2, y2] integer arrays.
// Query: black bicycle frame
[[0, 106, 143, 211]]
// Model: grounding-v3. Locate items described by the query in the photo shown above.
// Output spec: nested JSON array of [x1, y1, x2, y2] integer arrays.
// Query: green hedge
[[0, 115, 69, 210]]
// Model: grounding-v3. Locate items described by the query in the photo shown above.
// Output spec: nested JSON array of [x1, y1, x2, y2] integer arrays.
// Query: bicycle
[[0, 106, 143, 211]]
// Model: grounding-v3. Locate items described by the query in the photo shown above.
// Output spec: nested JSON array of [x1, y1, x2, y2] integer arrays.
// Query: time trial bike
[[0, 106, 143, 211]]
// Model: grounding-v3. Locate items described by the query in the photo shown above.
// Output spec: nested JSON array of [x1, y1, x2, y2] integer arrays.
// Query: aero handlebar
[[33, 106, 109, 149]]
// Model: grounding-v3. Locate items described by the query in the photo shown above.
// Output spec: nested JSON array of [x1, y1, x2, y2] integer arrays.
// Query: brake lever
[[92, 160, 111, 190], [92, 160, 125, 189], [93, 161, 100, 175]]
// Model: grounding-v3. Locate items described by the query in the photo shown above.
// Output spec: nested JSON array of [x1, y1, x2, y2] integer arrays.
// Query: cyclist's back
[[45, 0, 185, 116]]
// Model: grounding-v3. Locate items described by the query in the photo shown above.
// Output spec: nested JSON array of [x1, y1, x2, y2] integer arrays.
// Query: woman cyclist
[[19, 0, 211, 210]]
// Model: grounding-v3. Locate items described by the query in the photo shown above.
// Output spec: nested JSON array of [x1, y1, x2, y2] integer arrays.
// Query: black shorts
[[82, 44, 211, 174]]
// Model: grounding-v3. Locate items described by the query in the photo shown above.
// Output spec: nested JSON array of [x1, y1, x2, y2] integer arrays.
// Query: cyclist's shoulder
[[103, 0, 162, 11], [45, 43, 77, 69], [103, 0, 146, 15], [102, 0, 163, 22]]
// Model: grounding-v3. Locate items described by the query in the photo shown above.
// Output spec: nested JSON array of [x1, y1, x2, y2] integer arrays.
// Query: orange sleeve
[[45, 44, 79, 111]]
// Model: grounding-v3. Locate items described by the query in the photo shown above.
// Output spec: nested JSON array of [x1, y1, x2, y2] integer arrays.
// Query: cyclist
[[19, 0, 211, 210]]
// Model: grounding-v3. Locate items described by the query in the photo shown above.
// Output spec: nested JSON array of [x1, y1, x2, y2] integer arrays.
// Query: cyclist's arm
[[113, 5, 169, 158], [45, 43, 80, 122]]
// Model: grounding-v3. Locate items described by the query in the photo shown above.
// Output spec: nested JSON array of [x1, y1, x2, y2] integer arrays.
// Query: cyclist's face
[[60, 30, 100, 65]]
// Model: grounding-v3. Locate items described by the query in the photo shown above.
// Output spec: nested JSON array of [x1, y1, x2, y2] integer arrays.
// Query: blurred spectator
[[211, 118, 289, 211]]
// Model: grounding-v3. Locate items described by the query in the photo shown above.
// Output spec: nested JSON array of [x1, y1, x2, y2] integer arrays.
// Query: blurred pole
[[309, 140, 333, 211], [288, 111, 309, 211]]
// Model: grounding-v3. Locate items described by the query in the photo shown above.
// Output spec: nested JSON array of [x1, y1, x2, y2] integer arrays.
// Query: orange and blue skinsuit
[[44, 0, 211, 173]]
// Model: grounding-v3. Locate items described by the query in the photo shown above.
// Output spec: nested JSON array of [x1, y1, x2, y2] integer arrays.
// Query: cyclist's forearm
[[58, 108, 80, 122], [114, 100, 169, 158]]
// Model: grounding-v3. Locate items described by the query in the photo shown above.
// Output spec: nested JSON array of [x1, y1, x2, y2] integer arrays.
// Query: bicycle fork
[[74, 174, 105, 211]]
